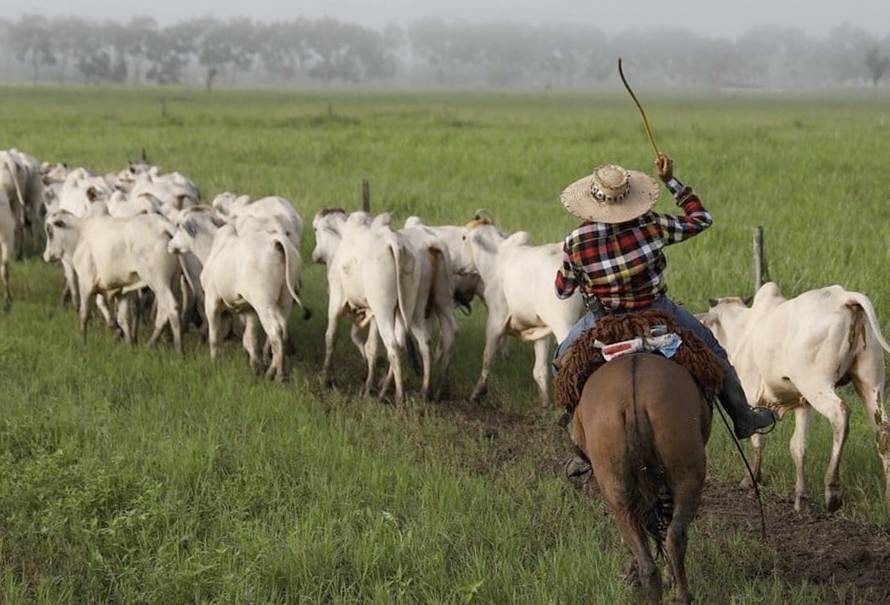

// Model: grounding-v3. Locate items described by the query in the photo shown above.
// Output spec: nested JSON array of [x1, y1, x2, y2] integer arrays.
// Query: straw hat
[[560, 164, 659, 224]]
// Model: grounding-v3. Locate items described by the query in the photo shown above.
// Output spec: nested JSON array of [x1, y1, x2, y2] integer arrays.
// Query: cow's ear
[[699, 313, 717, 328], [708, 298, 719, 308]]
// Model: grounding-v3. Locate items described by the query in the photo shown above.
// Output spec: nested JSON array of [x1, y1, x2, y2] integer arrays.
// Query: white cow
[[701, 282, 890, 516], [106, 190, 163, 218], [1, 149, 45, 252], [312, 209, 418, 403], [58, 171, 113, 216], [339, 214, 459, 399], [53, 171, 114, 311], [43, 208, 182, 352], [212, 193, 304, 250], [0, 189, 13, 310], [130, 172, 200, 221], [404, 215, 484, 313], [458, 217, 585, 406], [168, 208, 308, 381]]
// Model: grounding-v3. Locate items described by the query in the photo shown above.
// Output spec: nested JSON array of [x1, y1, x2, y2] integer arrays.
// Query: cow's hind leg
[[241, 310, 263, 376], [412, 320, 434, 400], [205, 297, 224, 361], [363, 320, 380, 398], [532, 337, 551, 407], [116, 293, 135, 346], [434, 309, 457, 399], [377, 320, 405, 404], [0, 241, 10, 311], [257, 308, 287, 383], [470, 316, 504, 401], [740, 432, 766, 489], [850, 352, 890, 517], [790, 405, 812, 512], [798, 383, 849, 512]]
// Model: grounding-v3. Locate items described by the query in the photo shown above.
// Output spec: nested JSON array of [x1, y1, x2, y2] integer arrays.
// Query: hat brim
[[560, 170, 660, 224]]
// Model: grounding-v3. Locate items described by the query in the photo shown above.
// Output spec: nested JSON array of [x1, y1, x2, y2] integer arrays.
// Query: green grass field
[[1, 87, 889, 603]]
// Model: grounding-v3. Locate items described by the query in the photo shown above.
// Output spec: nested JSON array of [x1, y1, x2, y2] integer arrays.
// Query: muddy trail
[[427, 398, 890, 602]]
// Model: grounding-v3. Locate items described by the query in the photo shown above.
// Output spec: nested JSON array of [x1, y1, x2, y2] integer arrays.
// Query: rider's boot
[[719, 363, 776, 439]]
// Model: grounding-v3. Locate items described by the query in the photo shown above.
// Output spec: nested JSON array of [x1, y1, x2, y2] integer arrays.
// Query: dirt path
[[702, 480, 890, 601], [428, 399, 890, 601]]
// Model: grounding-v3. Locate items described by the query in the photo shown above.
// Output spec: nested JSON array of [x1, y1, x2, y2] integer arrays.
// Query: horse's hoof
[[621, 559, 641, 588]]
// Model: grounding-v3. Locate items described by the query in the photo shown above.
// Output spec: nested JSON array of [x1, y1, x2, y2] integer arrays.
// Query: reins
[[714, 401, 768, 540]]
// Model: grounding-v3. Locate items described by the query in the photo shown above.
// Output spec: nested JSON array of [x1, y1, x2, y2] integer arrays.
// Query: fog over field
[[1, 0, 889, 90], [8, 0, 890, 36]]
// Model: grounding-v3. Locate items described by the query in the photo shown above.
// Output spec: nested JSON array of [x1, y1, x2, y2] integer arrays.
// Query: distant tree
[[865, 47, 890, 87], [124, 16, 158, 85], [257, 20, 309, 80], [49, 17, 89, 82], [196, 18, 256, 92], [145, 21, 196, 85], [303, 19, 393, 83], [409, 19, 483, 84], [7, 15, 56, 84]]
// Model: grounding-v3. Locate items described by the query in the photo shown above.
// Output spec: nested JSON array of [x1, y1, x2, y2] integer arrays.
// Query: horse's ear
[[708, 298, 718, 308]]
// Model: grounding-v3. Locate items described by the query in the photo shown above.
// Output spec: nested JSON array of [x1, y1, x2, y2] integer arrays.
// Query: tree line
[[1, 15, 888, 90]]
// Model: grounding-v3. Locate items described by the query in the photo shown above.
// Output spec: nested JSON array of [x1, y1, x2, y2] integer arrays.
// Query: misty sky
[[7, 0, 889, 37]]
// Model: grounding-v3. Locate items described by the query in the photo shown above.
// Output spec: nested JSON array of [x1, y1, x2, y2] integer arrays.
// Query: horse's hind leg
[[612, 510, 661, 604], [664, 479, 703, 605]]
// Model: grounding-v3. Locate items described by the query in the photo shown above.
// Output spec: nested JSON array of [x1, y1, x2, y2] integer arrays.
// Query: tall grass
[[0, 87, 888, 602]]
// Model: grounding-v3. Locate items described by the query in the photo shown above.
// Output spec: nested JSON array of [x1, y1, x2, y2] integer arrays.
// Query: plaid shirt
[[555, 184, 712, 310]]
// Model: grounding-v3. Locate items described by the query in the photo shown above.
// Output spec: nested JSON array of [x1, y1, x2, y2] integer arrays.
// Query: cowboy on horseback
[[553, 155, 775, 467]]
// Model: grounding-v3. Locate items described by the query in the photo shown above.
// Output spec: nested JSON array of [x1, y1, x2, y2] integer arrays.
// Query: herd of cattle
[[1, 147, 889, 518]]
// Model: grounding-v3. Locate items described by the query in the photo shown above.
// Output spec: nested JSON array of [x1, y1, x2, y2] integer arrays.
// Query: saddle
[[555, 310, 725, 417]]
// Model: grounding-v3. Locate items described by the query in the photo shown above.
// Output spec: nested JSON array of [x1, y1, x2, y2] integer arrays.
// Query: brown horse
[[571, 352, 712, 604]]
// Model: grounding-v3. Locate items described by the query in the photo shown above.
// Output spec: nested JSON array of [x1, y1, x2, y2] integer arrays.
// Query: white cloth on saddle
[[594, 328, 683, 362]]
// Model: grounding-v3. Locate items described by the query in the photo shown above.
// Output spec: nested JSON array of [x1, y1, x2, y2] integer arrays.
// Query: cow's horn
[[141, 148, 148, 162], [742, 295, 754, 306]]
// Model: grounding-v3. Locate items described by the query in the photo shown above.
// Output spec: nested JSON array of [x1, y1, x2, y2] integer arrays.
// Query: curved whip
[[618, 58, 660, 159]]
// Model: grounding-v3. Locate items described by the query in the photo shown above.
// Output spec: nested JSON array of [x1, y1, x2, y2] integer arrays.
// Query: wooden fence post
[[753, 225, 766, 292], [361, 179, 371, 212]]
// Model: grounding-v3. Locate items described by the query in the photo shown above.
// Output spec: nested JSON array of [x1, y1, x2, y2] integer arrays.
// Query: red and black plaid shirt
[[555, 186, 712, 310]]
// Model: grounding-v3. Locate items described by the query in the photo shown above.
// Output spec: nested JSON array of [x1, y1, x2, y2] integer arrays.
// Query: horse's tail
[[624, 355, 673, 555]]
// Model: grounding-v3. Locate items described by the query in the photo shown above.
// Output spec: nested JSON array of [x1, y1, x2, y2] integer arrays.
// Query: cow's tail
[[425, 245, 443, 319], [177, 254, 197, 299], [3, 157, 25, 220], [273, 235, 312, 320], [386, 232, 415, 348], [847, 292, 890, 353]]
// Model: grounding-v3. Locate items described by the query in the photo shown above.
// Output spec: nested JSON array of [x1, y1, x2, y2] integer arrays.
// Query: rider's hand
[[655, 154, 673, 183]]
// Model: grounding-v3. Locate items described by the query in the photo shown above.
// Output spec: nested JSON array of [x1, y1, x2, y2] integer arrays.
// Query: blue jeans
[[552, 295, 728, 374]]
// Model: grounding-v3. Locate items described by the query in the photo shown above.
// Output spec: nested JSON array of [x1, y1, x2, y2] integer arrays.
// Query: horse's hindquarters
[[574, 353, 711, 604]]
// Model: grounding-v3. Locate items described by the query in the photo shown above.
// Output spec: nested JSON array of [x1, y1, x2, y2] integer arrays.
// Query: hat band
[[590, 181, 630, 204]]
